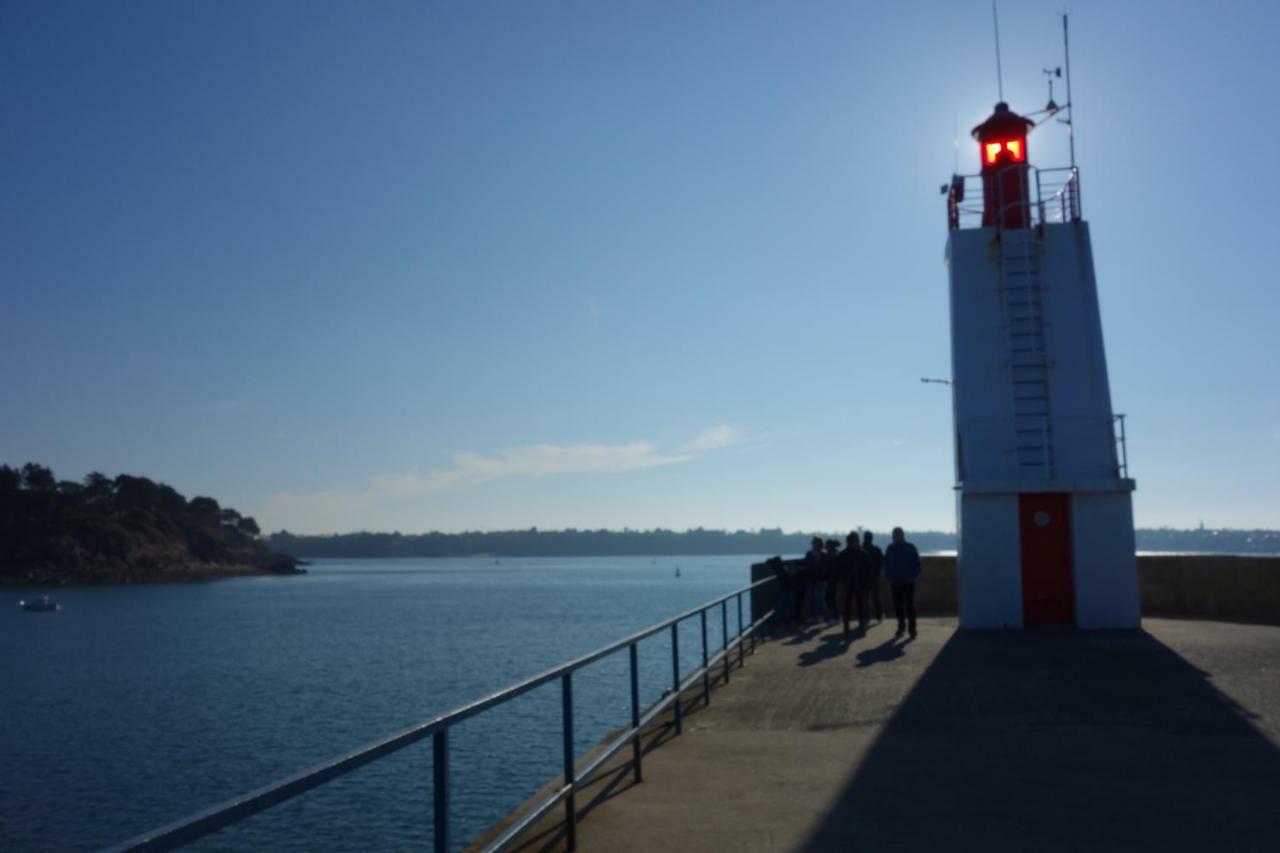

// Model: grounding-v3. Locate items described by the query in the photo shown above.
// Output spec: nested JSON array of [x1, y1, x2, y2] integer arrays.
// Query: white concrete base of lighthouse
[[957, 489, 1140, 630], [1070, 491, 1141, 628], [957, 492, 1024, 629]]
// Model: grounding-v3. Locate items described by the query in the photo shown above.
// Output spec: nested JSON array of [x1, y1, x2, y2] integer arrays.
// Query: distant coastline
[[267, 527, 1280, 560]]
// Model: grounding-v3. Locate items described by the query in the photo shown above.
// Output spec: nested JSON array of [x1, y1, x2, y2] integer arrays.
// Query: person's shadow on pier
[[797, 627, 1280, 851], [797, 632, 860, 667], [783, 625, 823, 645], [854, 635, 913, 668]]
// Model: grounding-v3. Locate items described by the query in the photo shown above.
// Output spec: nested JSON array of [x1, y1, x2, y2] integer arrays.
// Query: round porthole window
[[1034, 511, 1051, 527]]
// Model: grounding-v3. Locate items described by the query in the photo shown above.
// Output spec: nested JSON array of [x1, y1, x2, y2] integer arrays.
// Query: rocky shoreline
[[4, 556, 306, 587]]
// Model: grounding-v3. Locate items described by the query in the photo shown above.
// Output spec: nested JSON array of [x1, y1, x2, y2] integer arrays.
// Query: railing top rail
[[106, 573, 777, 852], [949, 164, 1079, 183]]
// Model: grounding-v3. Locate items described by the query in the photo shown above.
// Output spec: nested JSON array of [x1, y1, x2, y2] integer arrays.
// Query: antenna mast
[[1063, 13, 1076, 170], [953, 114, 960, 173], [992, 1, 1004, 101]]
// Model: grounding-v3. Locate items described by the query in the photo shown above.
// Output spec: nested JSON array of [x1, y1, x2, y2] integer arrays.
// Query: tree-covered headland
[[0, 463, 300, 585]]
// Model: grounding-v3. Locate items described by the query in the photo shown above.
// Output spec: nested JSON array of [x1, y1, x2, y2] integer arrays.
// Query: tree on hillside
[[188, 496, 221, 524], [237, 516, 261, 537], [57, 480, 85, 497], [114, 474, 162, 511], [22, 463, 56, 492], [84, 472, 114, 503], [0, 465, 20, 492], [156, 483, 187, 515]]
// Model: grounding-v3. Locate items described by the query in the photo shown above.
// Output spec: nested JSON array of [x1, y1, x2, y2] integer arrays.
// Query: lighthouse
[[944, 101, 1139, 629]]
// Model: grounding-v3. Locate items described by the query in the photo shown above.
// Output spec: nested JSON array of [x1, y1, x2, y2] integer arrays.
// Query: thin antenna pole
[[953, 114, 959, 173], [992, 1, 1004, 101], [1063, 13, 1076, 170]]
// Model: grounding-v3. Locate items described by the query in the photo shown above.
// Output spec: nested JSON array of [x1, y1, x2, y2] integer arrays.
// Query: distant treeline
[[266, 527, 940, 558], [267, 527, 1280, 558]]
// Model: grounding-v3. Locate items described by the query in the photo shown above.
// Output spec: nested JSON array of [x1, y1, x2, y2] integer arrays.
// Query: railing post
[[1117, 413, 1129, 478], [700, 609, 710, 706], [737, 593, 745, 669], [670, 623, 682, 735], [1035, 168, 1044, 226], [433, 729, 449, 853], [562, 673, 577, 851], [1121, 415, 1128, 477], [721, 600, 730, 684], [629, 642, 642, 783]]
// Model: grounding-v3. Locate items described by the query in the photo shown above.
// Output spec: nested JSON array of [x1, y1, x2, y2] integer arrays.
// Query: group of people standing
[[772, 528, 922, 639]]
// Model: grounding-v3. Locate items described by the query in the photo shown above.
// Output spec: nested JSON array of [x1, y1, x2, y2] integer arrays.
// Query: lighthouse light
[[983, 138, 1026, 166]]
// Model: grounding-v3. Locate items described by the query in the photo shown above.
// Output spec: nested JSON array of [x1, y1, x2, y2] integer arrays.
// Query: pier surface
[[501, 617, 1280, 852]]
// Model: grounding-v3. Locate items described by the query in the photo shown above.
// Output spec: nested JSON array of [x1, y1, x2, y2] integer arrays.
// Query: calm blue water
[[0, 556, 767, 852]]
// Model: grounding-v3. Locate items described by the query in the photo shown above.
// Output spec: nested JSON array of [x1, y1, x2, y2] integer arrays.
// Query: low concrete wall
[[1139, 555, 1280, 625], [752, 554, 1280, 626]]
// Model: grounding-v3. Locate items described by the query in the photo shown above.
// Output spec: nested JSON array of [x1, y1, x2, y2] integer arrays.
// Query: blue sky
[[3, 1, 1278, 534]]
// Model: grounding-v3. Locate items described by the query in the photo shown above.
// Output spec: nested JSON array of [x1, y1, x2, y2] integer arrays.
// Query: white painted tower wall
[[947, 220, 1140, 629]]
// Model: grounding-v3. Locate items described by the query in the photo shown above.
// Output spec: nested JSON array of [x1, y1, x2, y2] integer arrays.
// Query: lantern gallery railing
[[946, 165, 1081, 231], [105, 577, 778, 853]]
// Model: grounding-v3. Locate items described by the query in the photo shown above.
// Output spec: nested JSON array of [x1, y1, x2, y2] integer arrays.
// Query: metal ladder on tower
[[1000, 230, 1054, 478]]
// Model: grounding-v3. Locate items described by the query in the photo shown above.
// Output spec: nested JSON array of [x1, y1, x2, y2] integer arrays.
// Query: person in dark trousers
[[799, 536, 823, 623], [884, 526, 922, 638], [841, 532, 867, 638], [862, 531, 885, 623], [822, 539, 841, 621]]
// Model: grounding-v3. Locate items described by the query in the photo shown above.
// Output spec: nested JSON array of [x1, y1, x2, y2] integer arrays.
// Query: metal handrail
[[105, 575, 778, 853]]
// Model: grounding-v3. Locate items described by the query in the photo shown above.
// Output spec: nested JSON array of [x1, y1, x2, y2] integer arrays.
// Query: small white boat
[[19, 595, 61, 613]]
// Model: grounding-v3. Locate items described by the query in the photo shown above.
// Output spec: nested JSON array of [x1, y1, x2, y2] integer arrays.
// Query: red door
[[1019, 493, 1074, 625]]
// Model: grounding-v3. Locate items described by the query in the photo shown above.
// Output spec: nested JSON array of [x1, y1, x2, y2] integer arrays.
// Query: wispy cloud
[[261, 426, 740, 530], [368, 441, 691, 497], [682, 423, 743, 452]]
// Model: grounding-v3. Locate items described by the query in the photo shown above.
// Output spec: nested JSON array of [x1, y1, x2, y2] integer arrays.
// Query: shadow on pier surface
[[798, 628, 1280, 852]]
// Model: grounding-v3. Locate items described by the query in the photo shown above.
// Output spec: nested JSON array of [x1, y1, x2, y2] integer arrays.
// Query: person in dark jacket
[[862, 531, 885, 623], [884, 526, 922, 637], [799, 536, 823, 623], [840, 532, 867, 638]]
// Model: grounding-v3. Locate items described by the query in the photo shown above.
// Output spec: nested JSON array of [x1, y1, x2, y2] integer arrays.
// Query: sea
[[0, 556, 770, 852]]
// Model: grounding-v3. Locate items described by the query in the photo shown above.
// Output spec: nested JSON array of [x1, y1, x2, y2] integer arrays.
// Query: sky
[[3, 1, 1278, 535]]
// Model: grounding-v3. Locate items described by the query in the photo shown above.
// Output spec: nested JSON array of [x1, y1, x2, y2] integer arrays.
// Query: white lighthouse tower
[[944, 98, 1139, 629]]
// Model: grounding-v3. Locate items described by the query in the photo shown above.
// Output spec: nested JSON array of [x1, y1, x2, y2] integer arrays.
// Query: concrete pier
[[487, 616, 1280, 851]]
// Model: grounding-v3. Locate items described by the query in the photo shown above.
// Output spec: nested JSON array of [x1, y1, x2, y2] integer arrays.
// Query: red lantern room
[[972, 102, 1035, 229]]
